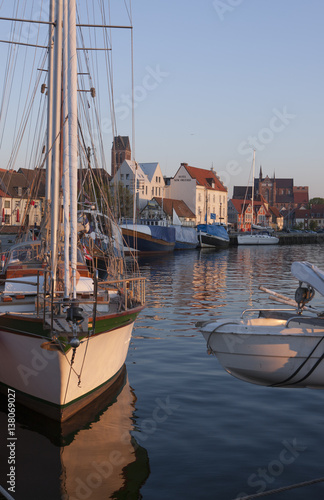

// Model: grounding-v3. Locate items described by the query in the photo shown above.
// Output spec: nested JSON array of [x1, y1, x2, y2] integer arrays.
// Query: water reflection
[[0, 367, 149, 500]]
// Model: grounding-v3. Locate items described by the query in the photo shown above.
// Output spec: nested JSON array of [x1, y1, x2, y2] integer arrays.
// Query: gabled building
[[112, 160, 165, 210], [140, 197, 196, 226], [0, 168, 44, 226], [268, 206, 284, 230], [294, 205, 324, 230], [165, 163, 228, 225], [228, 199, 272, 231]]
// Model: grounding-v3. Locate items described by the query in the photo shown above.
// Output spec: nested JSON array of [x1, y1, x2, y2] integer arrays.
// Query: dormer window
[[18, 187, 22, 196]]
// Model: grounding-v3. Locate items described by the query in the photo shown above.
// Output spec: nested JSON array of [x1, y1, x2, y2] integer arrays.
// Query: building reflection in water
[[0, 366, 150, 500]]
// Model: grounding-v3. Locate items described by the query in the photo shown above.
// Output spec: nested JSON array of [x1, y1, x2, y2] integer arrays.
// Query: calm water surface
[[1, 245, 324, 500]]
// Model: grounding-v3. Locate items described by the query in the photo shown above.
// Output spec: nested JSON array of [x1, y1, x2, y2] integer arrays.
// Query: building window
[[5, 200, 10, 208], [120, 174, 124, 179], [5, 214, 10, 224], [126, 174, 129, 180], [198, 193, 201, 202]]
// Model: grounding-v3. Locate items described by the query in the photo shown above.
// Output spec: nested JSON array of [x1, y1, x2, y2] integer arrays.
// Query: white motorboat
[[237, 232, 279, 245], [197, 261, 324, 389]]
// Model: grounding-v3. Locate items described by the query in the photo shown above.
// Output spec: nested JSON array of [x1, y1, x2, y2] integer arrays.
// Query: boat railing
[[0, 271, 145, 322], [284, 316, 324, 329], [98, 276, 146, 310], [241, 307, 297, 319], [0, 270, 43, 315]]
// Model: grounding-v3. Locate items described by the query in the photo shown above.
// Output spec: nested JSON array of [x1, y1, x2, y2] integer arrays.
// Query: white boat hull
[[200, 317, 324, 388], [0, 323, 134, 420], [238, 234, 279, 245]]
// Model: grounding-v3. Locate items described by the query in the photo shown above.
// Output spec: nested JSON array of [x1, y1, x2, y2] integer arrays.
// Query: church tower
[[111, 136, 131, 177]]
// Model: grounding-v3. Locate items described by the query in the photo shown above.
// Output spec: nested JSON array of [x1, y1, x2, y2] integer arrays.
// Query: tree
[[109, 182, 134, 220], [309, 219, 318, 231], [309, 198, 324, 206]]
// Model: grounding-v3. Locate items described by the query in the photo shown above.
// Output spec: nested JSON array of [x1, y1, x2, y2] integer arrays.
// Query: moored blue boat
[[120, 221, 176, 253], [173, 225, 198, 250], [197, 223, 229, 249]]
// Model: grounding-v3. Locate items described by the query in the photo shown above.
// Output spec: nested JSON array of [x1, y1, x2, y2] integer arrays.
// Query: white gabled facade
[[112, 160, 165, 210], [165, 163, 228, 225]]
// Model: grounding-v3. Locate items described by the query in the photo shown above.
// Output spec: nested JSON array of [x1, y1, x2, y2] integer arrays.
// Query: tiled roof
[[140, 163, 159, 183], [275, 178, 293, 188], [233, 186, 252, 199], [269, 206, 281, 217], [230, 199, 270, 216], [183, 165, 227, 192], [0, 169, 46, 198], [154, 197, 196, 219], [295, 205, 324, 217]]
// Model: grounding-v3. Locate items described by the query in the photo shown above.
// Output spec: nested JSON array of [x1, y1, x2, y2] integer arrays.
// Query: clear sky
[[128, 0, 324, 199], [0, 0, 323, 200]]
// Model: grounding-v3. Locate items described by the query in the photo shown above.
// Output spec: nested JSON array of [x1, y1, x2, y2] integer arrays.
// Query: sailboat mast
[[50, 0, 63, 278], [67, 0, 78, 298], [251, 149, 255, 233], [63, 0, 71, 298], [45, 0, 55, 206]]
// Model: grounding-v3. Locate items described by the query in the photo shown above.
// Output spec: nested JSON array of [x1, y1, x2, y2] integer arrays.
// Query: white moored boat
[[197, 261, 324, 389], [237, 232, 279, 245]]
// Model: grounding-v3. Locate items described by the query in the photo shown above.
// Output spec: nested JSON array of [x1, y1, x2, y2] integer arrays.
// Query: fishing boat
[[238, 150, 279, 245], [120, 219, 176, 253], [0, 1, 145, 421], [197, 186, 229, 249], [197, 261, 324, 389], [197, 223, 229, 249], [171, 210, 198, 250]]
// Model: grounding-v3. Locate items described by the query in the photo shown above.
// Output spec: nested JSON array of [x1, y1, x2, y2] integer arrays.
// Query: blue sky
[[128, 0, 324, 199], [0, 0, 323, 199]]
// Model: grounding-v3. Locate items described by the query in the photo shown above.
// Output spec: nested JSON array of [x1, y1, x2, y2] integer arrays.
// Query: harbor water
[[1, 244, 324, 499]]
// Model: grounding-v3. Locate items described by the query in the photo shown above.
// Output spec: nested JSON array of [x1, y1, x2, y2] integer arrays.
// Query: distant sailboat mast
[[251, 149, 255, 233]]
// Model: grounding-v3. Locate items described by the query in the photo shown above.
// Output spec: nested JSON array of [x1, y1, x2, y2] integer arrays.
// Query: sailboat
[[0, 1, 145, 421], [238, 150, 279, 245], [197, 261, 324, 389]]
